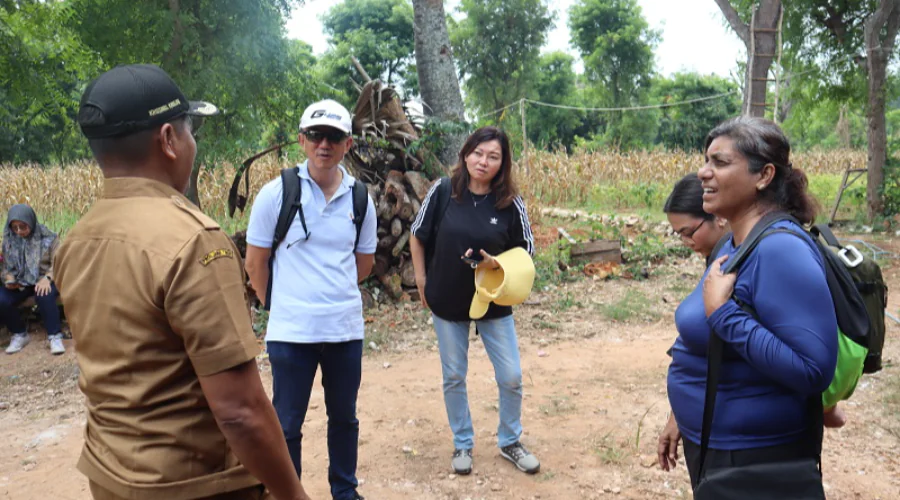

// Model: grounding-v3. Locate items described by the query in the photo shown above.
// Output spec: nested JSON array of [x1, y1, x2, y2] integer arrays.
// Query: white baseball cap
[[299, 99, 352, 134]]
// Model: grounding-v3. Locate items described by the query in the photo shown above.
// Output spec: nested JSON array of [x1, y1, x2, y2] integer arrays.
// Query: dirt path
[[2, 252, 899, 499]]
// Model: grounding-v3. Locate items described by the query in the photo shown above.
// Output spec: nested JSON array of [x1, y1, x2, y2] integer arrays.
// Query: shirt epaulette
[[171, 196, 220, 231]]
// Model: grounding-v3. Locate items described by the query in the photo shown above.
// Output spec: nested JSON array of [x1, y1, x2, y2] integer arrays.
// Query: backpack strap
[[425, 177, 452, 265], [351, 179, 368, 252], [720, 211, 797, 274], [699, 212, 824, 479], [433, 177, 452, 237], [810, 224, 842, 248], [264, 166, 307, 311], [706, 233, 731, 268]]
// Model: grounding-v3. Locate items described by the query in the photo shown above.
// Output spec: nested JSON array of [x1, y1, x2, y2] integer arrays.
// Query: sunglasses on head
[[304, 129, 348, 144]]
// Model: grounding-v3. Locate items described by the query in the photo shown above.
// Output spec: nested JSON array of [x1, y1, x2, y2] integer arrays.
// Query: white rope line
[[524, 91, 741, 112], [473, 43, 891, 119], [477, 100, 524, 119]]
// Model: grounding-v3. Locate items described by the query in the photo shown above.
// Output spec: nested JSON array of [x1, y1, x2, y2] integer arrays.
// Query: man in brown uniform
[[54, 64, 312, 500]]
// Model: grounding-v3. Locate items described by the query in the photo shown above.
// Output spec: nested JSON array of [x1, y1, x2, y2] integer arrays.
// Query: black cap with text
[[77, 64, 219, 139]]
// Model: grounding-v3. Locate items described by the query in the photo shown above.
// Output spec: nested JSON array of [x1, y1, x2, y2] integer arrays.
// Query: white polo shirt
[[246, 161, 377, 344]]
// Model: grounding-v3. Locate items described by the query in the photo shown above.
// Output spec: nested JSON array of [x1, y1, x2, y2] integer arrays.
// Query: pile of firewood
[[344, 80, 446, 304]]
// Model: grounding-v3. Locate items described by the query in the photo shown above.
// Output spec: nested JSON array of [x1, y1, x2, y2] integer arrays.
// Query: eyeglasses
[[9, 222, 30, 233], [674, 219, 707, 241], [304, 129, 348, 144]]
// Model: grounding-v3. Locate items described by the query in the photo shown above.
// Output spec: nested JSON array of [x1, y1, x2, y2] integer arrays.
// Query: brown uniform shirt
[[53, 178, 261, 500]]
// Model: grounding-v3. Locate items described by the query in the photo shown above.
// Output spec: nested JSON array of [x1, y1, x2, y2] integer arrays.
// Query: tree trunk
[[746, 1, 780, 117], [714, 0, 781, 117], [163, 0, 184, 69], [864, 0, 900, 218], [412, 0, 467, 167]]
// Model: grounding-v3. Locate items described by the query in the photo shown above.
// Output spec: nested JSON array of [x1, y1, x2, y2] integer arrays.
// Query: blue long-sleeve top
[[668, 220, 838, 450]]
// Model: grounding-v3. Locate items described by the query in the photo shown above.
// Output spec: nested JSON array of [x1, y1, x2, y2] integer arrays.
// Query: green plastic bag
[[822, 328, 868, 409]]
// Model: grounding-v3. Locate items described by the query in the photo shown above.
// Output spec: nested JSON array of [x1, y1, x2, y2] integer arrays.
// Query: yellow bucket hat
[[469, 247, 536, 319]]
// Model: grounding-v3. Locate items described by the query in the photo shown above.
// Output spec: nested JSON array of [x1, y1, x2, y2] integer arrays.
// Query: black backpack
[[712, 212, 886, 372], [264, 166, 369, 310]]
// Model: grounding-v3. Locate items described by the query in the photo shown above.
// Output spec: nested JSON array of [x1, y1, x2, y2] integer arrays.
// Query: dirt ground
[[1, 236, 899, 499]]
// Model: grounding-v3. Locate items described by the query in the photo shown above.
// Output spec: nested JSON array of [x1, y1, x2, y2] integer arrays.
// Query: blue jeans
[[0, 283, 61, 335], [432, 314, 524, 450], [267, 340, 362, 500]]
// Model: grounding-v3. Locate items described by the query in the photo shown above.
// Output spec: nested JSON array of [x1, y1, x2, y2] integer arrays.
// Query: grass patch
[[883, 376, 900, 438], [596, 289, 660, 322], [533, 319, 560, 330], [536, 471, 556, 482], [553, 291, 584, 313], [592, 432, 629, 465], [807, 173, 868, 224], [364, 326, 392, 354], [539, 395, 576, 416], [665, 281, 695, 296], [533, 240, 583, 290], [252, 310, 269, 338]]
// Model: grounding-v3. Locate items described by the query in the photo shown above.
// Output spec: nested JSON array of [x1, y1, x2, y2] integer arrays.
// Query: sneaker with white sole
[[500, 442, 540, 474], [451, 448, 473, 475], [48, 334, 65, 355], [5, 333, 30, 354]]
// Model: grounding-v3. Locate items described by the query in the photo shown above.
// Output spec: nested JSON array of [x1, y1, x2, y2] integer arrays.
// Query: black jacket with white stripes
[[412, 179, 534, 322]]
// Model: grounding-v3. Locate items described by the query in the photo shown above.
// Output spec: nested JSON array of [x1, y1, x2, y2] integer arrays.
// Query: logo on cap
[[149, 99, 183, 117]]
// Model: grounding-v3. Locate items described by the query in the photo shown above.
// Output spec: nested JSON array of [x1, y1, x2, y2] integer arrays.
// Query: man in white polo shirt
[[244, 99, 376, 500]]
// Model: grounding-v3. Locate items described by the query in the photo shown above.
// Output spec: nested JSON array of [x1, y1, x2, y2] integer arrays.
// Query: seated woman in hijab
[[2, 204, 65, 355]]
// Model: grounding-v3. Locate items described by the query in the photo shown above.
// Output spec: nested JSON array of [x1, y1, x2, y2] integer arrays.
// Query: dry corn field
[[0, 149, 867, 231], [518, 148, 867, 207]]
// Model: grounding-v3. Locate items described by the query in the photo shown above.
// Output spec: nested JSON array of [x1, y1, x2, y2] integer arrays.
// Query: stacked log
[[344, 80, 446, 302]]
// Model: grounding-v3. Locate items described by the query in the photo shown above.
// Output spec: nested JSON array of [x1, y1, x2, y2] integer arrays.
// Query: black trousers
[[682, 437, 811, 490]]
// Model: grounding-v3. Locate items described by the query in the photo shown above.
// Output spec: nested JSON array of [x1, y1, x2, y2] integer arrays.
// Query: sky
[[285, 0, 747, 80]]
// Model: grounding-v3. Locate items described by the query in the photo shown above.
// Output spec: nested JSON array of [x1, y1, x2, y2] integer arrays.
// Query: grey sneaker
[[49, 334, 65, 355], [5, 333, 29, 354], [451, 448, 473, 475], [500, 442, 540, 474]]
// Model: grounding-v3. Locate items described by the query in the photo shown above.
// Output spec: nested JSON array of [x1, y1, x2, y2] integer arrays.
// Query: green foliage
[[569, 0, 659, 105], [450, 0, 555, 114], [880, 143, 900, 217], [319, 0, 416, 99], [533, 240, 581, 290], [2, 0, 324, 168], [253, 310, 269, 338], [553, 291, 584, 312], [525, 52, 584, 151], [405, 117, 471, 176], [568, 0, 659, 149], [807, 173, 867, 223], [587, 218, 692, 279], [652, 72, 741, 151], [0, 1, 102, 163]]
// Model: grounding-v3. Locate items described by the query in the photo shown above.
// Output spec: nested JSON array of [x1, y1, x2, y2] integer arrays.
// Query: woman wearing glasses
[[664, 173, 729, 264], [657, 174, 728, 472], [2, 204, 65, 355]]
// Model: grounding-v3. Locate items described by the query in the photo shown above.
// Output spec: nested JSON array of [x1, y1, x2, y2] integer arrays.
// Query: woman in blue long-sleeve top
[[666, 116, 838, 490]]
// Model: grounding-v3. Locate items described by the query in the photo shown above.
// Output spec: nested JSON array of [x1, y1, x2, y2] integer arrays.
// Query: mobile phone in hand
[[461, 254, 483, 267]]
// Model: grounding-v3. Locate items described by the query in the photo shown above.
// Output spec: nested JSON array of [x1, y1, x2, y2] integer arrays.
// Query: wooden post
[[520, 99, 528, 174], [350, 55, 372, 83], [746, 10, 756, 116], [773, 6, 784, 123]]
